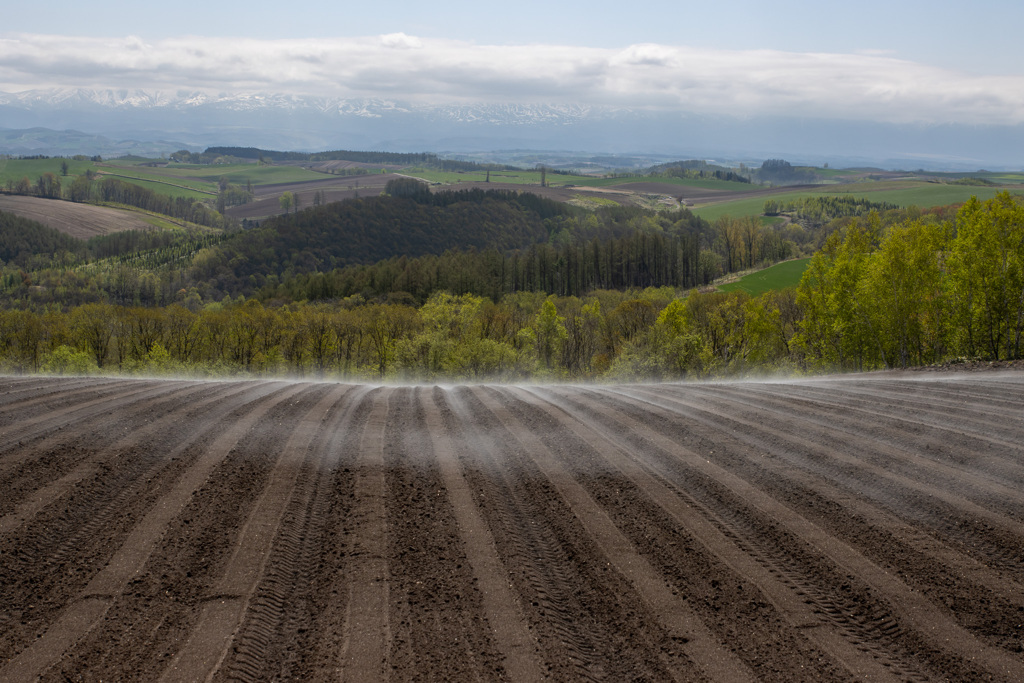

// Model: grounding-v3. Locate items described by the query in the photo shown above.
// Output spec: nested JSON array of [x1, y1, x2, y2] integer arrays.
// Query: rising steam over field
[[1, 372, 1023, 681]]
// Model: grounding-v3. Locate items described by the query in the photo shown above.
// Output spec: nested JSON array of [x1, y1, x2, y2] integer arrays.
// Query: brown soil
[[2, 372, 1023, 681], [0, 195, 154, 238], [225, 174, 404, 220]]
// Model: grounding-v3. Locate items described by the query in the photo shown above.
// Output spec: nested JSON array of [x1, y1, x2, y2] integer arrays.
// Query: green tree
[[279, 191, 294, 214], [792, 218, 880, 370], [652, 297, 705, 377], [41, 345, 98, 375], [533, 298, 566, 370], [862, 219, 950, 367], [71, 303, 116, 368], [36, 172, 61, 199], [68, 174, 93, 202], [947, 193, 1024, 359]]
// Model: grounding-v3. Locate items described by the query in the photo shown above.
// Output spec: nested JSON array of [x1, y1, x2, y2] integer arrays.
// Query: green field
[[0, 158, 94, 186], [825, 182, 1008, 206], [97, 176, 215, 200], [718, 258, 810, 296], [162, 164, 327, 186], [693, 192, 824, 222], [569, 175, 756, 192], [693, 182, 1017, 222], [102, 161, 328, 188]]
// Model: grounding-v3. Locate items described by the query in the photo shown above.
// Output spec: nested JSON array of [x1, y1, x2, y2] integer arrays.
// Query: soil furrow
[[159, 383, 341, 683], [696, 383, 1024, 504], [0, 379, 181, 469], [4, 373, 1023, 681], [290, 390, 377, 681], [589, 385, 1019, 618], [476, 385, 756, 683], [0, 377, 115, 411], [732, 382, 1024, 478], [336, 387, 392, 682], [452, 387, 629, 682], [0, 380, 306, 681], [562, 386, 1024, 648], [0, 381, 280, 666], [423, 386, 544, 682], [0, 381, 248, 529], [221, 384, 371, 682], [607, 385, 1024, 681], [641, 385, 1024, 574], [382, 387, 511, 681], [526, 384, 910, 682], [811, 376, 1024, 411], [0, 376, 120, 405]]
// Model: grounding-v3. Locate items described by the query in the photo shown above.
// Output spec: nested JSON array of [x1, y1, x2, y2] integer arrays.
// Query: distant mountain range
[[2, 88, 1021, 171]]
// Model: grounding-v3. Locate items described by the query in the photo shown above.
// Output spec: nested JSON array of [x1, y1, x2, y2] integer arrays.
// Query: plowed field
[[1, 373, 1022, 682]]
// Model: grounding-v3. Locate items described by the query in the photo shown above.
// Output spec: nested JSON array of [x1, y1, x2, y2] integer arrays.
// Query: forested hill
[[202, 147, 437, 165], [190, 190, 566, 289]]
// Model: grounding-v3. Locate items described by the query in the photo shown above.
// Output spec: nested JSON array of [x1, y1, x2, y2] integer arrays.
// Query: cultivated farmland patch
[[0, 195, 156, 238], [1, 372, 1022, 681]]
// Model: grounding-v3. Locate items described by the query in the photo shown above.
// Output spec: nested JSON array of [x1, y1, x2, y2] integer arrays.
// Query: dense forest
[[0, 183, 801, 307]]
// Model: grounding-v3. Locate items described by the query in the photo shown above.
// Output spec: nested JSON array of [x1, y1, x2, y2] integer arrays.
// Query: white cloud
[[379, 33, 423, 49], [1, 33, 1023, 126]]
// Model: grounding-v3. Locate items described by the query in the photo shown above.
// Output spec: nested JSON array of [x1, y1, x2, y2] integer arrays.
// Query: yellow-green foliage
[[795, 192, 1024, 370]]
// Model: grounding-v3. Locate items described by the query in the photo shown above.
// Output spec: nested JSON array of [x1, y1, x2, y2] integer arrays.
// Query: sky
[[2, 0, 1024, 129]]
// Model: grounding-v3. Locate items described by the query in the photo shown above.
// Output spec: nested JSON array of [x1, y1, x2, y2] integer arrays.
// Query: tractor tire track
[[475, 385, 756, 683], [159, 383, 344, 683], [641, 384, 1024, 580], [608, 383, 1024, 681], [219, 384, 372, 682], [451, 386, 642, 681]]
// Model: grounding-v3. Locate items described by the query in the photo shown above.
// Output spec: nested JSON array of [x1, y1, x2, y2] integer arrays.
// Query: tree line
[[0, 287, 798, 380], [201, 147, 438, 165]]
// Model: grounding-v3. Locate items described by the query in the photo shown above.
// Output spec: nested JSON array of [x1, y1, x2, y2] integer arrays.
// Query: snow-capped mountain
[[0, 88, 593, 122], [1, 88, 1019, 170], [0, 88, 650, 153]]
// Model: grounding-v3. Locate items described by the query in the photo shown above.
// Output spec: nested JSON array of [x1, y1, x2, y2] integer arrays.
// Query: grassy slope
[[693, 182, 1015, 222], [0, 158, 94, 186], [717, 258, 811, 296], [150, 163, 328, 186]]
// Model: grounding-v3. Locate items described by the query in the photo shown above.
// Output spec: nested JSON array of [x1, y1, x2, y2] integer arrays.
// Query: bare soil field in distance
[[0, 195, 155, 238], [225, 174, 403, 220], [1, 372, 1022, 681]]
